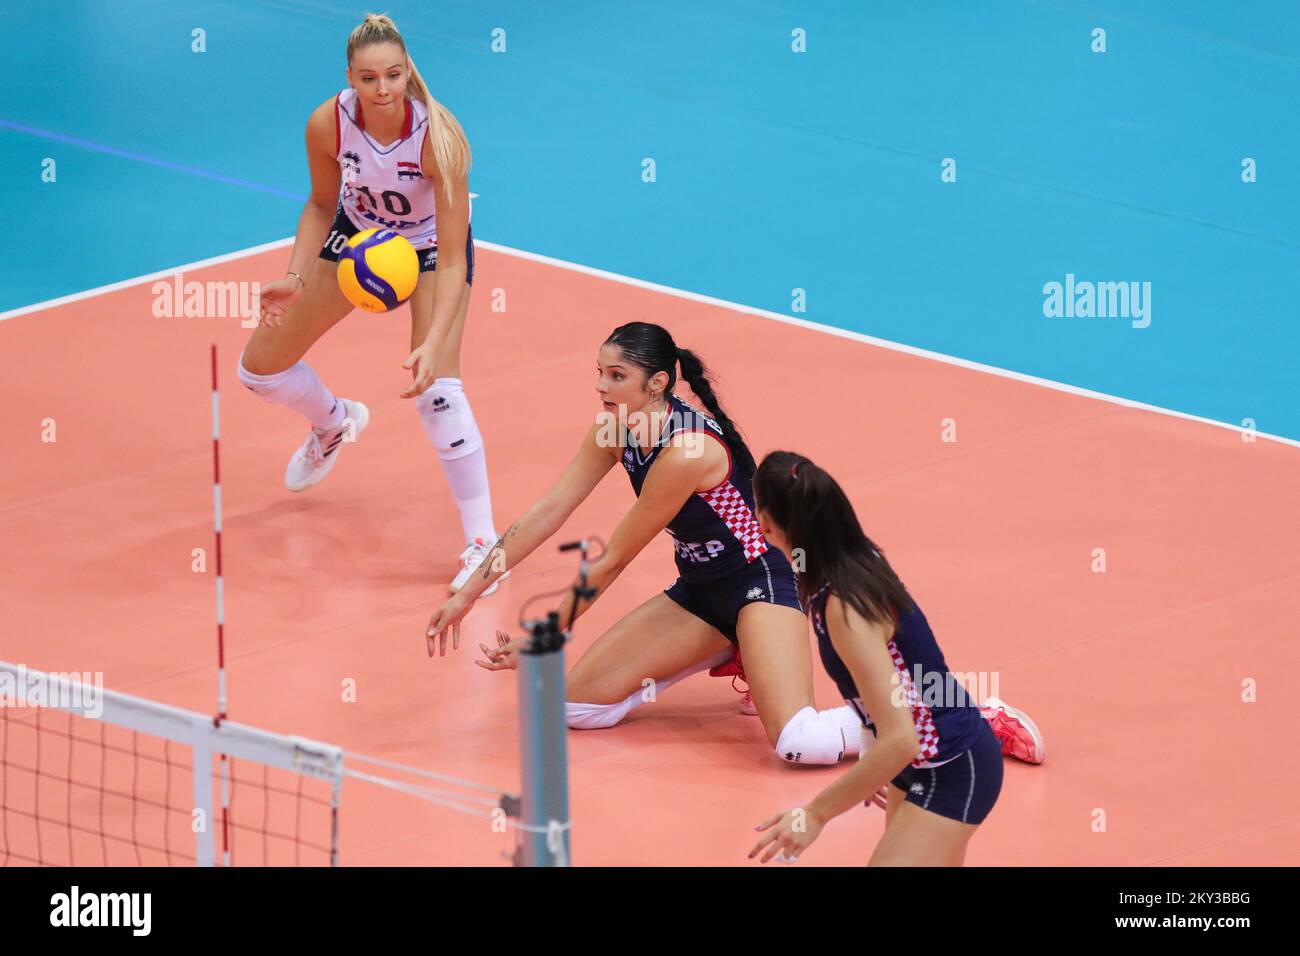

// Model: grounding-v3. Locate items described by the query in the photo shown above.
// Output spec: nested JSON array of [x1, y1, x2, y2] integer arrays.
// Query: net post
[[192, 730, 216, 867], [514, 611, 570, 867]]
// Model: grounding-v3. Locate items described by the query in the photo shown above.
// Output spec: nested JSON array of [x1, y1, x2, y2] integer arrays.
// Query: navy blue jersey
[[809, 582, 984, 766], [619, 393, 768, 583]]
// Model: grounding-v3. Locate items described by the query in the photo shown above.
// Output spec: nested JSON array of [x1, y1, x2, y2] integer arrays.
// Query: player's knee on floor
[[415, 378, 483, 460], [565, 696, 638, 730], [775, 706, 847, 765]]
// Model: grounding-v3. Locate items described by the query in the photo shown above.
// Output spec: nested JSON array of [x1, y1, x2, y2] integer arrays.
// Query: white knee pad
[[236, 352, 342, 429], [565, 696, 640, 730], [775, 706, 848, 765], [415, 377, 483, 461], [237, 352, 309, 402], [856, 726, 875, 758]]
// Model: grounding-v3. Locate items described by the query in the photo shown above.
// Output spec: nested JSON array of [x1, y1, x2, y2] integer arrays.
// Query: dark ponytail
[[753, 451, 914, 628], [603, 322, 757, 477], [674, 347, 756, 477]]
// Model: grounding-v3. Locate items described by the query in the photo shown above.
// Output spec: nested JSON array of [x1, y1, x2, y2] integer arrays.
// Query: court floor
[[2, 240, 1295, 865]]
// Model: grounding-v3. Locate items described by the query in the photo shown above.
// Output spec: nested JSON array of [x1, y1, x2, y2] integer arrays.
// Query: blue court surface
[[3, 0, 1297, 441]]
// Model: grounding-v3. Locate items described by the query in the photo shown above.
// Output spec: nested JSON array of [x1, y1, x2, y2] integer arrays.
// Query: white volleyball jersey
[[334, 88, 470, 249]]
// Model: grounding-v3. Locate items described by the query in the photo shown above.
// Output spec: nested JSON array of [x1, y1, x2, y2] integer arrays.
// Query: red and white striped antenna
[[210, 343, 232, 865]]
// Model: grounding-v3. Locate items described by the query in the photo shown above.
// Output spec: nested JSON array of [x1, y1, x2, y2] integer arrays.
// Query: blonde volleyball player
[[238, 13, 506, 594]]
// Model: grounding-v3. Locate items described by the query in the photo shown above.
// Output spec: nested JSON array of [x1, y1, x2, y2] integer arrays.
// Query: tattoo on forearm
[[479, 523, 520, 581]]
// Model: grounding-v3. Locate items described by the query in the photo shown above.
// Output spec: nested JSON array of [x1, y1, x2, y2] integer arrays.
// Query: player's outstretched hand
[[259, 276, 303, 328], [401, 342, 438, 398], [749, 807, 825, 864], [477, 630, 526, 671], [426, 591, 474, 657]]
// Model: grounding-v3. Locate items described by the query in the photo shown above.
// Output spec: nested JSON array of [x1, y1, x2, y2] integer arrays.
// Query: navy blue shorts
[[319, 205, 475, 285], [889, 720, 1003, 824], [664, 551, 803, 643]]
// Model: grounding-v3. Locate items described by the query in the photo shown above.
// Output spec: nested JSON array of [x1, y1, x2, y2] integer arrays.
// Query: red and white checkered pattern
[[887, 640, 940, 766], [697, 482, 769, 561]]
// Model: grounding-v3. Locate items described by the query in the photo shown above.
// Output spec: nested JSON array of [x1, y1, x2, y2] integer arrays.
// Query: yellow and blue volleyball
[[336, 228, 419, 312]]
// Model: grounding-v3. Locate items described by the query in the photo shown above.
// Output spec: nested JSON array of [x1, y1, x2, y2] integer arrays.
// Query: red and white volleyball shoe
[[710, 648, 759, 716], [980, 696, 1046, 764]]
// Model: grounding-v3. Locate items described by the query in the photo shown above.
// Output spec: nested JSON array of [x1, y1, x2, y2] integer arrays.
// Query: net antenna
[[209, 343, 235, 865]]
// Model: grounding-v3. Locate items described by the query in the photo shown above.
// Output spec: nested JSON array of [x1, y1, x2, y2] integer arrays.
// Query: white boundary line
[[0, 237, 295, 321], [3, 235, 1295, 450], [481, 241, 1298, 451]]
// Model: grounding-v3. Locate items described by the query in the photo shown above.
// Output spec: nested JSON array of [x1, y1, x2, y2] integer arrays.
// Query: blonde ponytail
[[346, 13, 471, 205], [404, 56, 472, 204]]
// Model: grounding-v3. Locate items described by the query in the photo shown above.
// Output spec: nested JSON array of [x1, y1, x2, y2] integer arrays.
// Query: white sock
[[655, 647, 734, 696], [447, 472, 495, 548], [415, 377, 497, 543], [237, 352, 345, 430], [566, 648, 733, 730]]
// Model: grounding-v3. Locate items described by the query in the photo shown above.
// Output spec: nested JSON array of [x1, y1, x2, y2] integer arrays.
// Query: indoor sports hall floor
[[2, 3, 1297, 865]]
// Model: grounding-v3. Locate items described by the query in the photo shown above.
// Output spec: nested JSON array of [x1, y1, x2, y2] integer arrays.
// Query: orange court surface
[[3, 240, 1296, 866]]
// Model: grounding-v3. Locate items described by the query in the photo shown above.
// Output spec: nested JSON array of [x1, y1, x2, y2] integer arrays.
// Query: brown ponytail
[[753, 451, 914, 627]]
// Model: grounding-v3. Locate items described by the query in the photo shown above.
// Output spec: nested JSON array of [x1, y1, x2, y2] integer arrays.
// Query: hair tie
[[791, 464, 799, 479]]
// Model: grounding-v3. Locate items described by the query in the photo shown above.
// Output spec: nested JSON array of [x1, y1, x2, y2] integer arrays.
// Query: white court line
[[3, 234, 1296, 451], [0, 237, 296, 321], [477, 240, 1299, 451]]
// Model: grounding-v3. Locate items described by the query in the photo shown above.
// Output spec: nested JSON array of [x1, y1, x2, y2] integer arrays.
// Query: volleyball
[[336, 228, 419, 312]]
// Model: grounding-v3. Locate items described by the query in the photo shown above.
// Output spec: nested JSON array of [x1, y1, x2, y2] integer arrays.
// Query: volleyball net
[[1, 345, 574, 868], [0, 657, 570, 867]]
